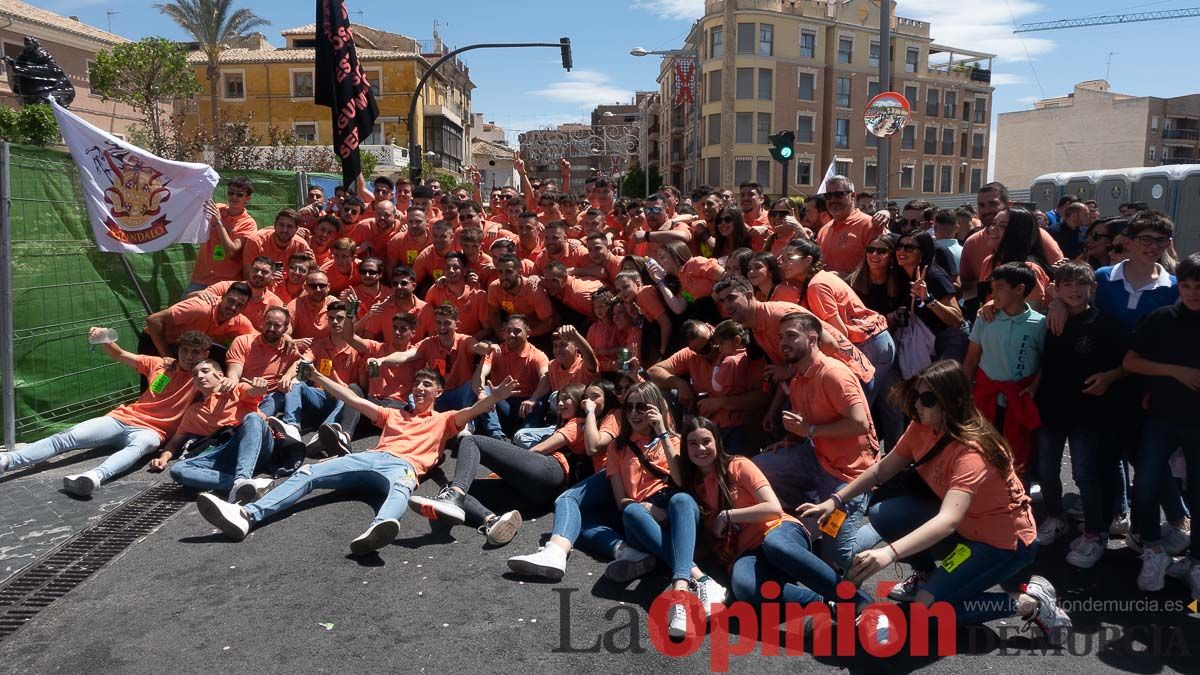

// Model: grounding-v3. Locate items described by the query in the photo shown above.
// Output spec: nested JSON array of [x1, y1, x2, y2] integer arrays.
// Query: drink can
[[368, 359, 381, 379], [617, 347, 631, 372], [347, 298, 360, 317]]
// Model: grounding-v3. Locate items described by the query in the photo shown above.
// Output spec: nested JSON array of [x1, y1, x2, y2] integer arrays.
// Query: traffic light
[[560, 37, 573, 72], [768, 131, 795, 164]]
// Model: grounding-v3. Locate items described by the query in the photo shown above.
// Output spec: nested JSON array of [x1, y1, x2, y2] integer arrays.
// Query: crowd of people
[[3, 158, 1198, 646]]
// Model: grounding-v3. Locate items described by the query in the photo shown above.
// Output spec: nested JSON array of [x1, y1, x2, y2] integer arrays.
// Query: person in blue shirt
[[1048, 202, 1089, 261]]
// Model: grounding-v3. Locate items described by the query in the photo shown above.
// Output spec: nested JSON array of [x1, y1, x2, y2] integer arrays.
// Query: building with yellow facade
[[183, 25, 474, 176]]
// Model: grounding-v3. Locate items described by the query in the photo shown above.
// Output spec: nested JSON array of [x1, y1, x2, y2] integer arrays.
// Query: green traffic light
[[780, 147, 793, 159]]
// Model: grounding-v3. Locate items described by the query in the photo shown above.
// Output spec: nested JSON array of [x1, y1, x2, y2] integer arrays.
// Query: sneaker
[[1166, 556, 1192, 581], [1037, 516, 1068, 545], [1029, 482, 1042, 498], [229, 478, 260, 505], [887, 573, 923, 602], [267, 417, 301, 443], [349, 518, 400, 555], [196, 493, 250, 541], [507, 545, 568, 581], [1163, 524, 1191, 556], [1109, 512, 1131, 537], [62, 472, 99, 497], [1125, 533, 1144, 554], [1065, 503, 1084, 520], [1065, 535, 1106, 569], [1022, 575, 1071, 646], [482, 510, 522, 546], [318, 422, 351, 456], [668, 602, 688, 639], [856, 606, 892, 646], [691, 575, 728, 618], [0, 452, 9, 477], [409, 487, 467, 525], [1137, 548, 1170, 592], [604, 543, 658, 583]]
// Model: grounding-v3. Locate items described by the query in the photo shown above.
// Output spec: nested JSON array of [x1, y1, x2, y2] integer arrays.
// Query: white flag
[[50, 100, 217, 253], [816, 157, 839, 196]]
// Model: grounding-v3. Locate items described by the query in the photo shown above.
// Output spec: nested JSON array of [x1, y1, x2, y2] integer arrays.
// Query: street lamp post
[[602, 94, 657, 198], [630, 47, 699, 191]]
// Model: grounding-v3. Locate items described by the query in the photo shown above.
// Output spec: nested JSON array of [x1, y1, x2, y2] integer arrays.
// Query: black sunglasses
[[897, 243, 922, 253], [825, 190, 852, 199], [865, 246, 891, 255], [360, 269, 382, 275], [768, 210, 790, 218], [625, 401, 651, 414], [917, 391, 938, 408]]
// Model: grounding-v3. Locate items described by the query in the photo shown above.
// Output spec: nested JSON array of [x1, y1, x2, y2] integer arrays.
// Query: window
[[291, 70, 314, 98], [796, 114, 814, 143], [868, 80, 880, 100], [902, 125, 915, 150], [941, 128, 954, 155], [835, 118, 850, 149], [798, 72, 815, 100], [222, 71, 245, 100], [900, 164, 915, 189], [962, 100, 972, 122], [735, 112, 754, 144], [869, 41, 880, 67], [756, 159, 771, 186], [800, 30, 816, 58], [758, 69, 773, 100], [1149, 146, 1156, 160], [943, 90, 957, 119], [940, 165, 953, 193], [734, 157, 752, 184], [736, 68, 754, 99], [924, 127, 937, 154], [707, 157, 721, 185], [836, 77, 851, 109], [1151, 116, 1159, 131], [708, 70, 722, 103], [759, 24, 774, 56], [364, 69, 381, 97], [86, 59, 98, 96], [1, 40, 23, 80], [974, 97, 987, 124], [905, 46, 919, 73], [838, 37, 853, 64], [737, 23, 755, 54], [865, 163, 878, 188], [365, 123, 383, 145], [960, 132, 968, 158], [757, 113, 771, 145], [835, 160, 852, 176], [710, 27, 724, 58], [707, 114, 721, 145], [922, 164, 935, 192], [970, 168, 983, 194], [925, 88, 939, 117], [904, 85, 918, 107], [796, 159, 813, 185], [294, 122, 318, 143], [972, 133, 984, 160]]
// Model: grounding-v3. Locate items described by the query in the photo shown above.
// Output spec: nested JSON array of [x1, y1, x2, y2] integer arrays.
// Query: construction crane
[[1014, 7, 1200, 32]]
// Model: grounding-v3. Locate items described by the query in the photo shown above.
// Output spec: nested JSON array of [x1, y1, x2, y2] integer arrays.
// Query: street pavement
[[0, 435, 1196, 674]]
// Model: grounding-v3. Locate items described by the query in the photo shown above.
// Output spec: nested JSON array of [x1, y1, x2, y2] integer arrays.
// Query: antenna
[[1105, 52, 1118, 82], [106, 10, 119, 33], [351, 9, 363, 24]]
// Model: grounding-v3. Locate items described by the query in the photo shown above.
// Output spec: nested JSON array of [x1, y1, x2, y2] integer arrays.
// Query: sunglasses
[[768, 210, 790, 218], [644, 207, 664, 214], [825, 190, 851, 199], [896, 243, 922, 253], [306, 282, 329, 290], [625, 401, 652, 414], [227, 190, 248, 198], [865, 246, 891, 255], [394, 279, 413, 287], [917, 391, 938, 409], [361, 269, 382, 275]]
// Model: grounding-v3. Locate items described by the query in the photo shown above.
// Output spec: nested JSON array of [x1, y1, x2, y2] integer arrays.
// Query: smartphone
[[273, 261, 284, 273]]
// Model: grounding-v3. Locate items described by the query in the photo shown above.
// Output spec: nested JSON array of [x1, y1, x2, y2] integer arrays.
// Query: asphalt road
[[0, 435, 1196, 674]]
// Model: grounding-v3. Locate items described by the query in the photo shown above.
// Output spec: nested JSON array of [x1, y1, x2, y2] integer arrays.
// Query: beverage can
[[367, 359, 381, 379], [347, 298, 360, 318], [617, 347, 631, 372]]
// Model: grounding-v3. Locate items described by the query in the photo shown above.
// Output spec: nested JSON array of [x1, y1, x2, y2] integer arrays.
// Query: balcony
[[361, 144, 411, 168], [1162, 157, 1200, 165], [1163, 129, 1199, 142]]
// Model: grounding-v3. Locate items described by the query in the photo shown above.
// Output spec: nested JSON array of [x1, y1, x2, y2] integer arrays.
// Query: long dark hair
[[586, 379, 620, 419], [557, 383, 586, 419], [679, 416, 733, 517], [617, 381, 676, 446], [891, 360, 1013, 473], [713, 206, 751, 257], [749, 251, 784, 296], [848, 234, 904, 303], [996, 208, 1049, 274], [724, 247, 754, 277], [781, 237, 825, 300]]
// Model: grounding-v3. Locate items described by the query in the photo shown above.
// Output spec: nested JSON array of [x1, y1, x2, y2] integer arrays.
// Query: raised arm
[[308, 367, 382, 425]]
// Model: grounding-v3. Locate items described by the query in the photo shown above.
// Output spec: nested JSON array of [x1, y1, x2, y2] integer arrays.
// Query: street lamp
[[603, 103, 654, 198], [630, 46, 699, 191]]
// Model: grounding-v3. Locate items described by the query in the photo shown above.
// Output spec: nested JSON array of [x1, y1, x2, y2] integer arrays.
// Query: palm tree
[[155, 0, 269, 141]]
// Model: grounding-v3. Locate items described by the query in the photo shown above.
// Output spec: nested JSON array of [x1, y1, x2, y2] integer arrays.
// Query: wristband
[[887, 542, 900, 564], [830, 493, 846, 510]]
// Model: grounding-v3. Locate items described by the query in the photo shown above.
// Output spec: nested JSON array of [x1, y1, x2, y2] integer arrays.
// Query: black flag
[[314, 0, 378, 187]]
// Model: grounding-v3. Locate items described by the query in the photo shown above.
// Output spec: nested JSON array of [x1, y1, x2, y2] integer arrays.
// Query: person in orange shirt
[[158, 359, 275, 503], [273, 252, 316, 305], [459, 200, 514, 251], [353, 200, 403, 259], [350, 312, 420, 413], [195, 366, 520, 556], [306, 215, 340, 268], [412, 219, 455, 288], [456, 226, 496, 289], [652, 241, 724, 317], [191, 256, 284, 330], [534, 221, 589, 274], [241, 209, 313, 280], [342, 257, 388, 321], [738, 181, 770, 231], [1, 330, 210, 496], [188, 179, 257, 292], [385, 206, 429, 274], [753, 312, 878, 571], [575, 232, 624, 283], [417, 253, 489, 340], [540, 261, 602, 329], [224, 306, 303, 417], [814, 176, 887, 275], [354, 175, 395, 221], [321, 238, 361, 295], [614, 270, 672, 360], [142, 283, 254, 364], [358, 266, 425, 341], [511, 325, 599, 449], [747, 252, 802, 304], [486, 254, 554, 339], [514, 212, 545, 262], [296, 184, 328, 231], [394, 177, 414, 216], [411, 184, 443, 223], [286, 271, 336, 340], [336, 195, 365, 234], [626, 194, 694, 261], [475, 314, 551, 439]]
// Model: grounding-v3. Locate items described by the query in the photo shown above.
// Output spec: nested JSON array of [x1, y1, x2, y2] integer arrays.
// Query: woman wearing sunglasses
[[747, 252, 801, 304], [652, 240, 724, 324], [761, 198, 811, 258], [1082, 218, 1124, 270], [979, 208, 1052, 310], [696, 206, 753, 260], [894, 231, 967, 363], [799, 360, 1072, 645]]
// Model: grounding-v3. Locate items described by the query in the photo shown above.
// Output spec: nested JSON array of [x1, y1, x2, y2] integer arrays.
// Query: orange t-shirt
[[979, 256, 1051, 308], [747, 301, 875, 383], [225, 332, 301, 388], [414, 333, 478, 390], [801, 270, 888, 344], [489, 341, 550, 399], [348, 282, 389, 320], [373, 407, 462, 477], [815, 209, 883, 275], [200, 281, 283, 331], [608, 432, 677, 503], [760, 283, 802, 304], [553, 412, 621, 476], [303, 338, 363, 388], [587, 321, 640, 373], [413, 245, 452, 284], [697, 456, 800, 563], [658, 348, 764, 428], [487, 279, 554, 322], [534, 242, 589, 274], [785, 352, 878, 482], [320, 259, 361, 295], [633, 285, 668, 323], [176, 384, 259, 438], [417, 284, 488, 339], [190, 205, 257, 287], [365, 339, 416, 402], [960, 228, 1064, 286], [678, 257, 724, 301], [516, 239, 544, 262], [387, 230, 430, 270], [362, 297, 426, 342], [548, 353, 596, 391], [354, 218, 402, 255], [553, 277, 605, 318], [273, 280, 307, 306], [242, 230, 312, 278], [286, 295, 333, 340], [107, 356, 199, 442], [157, 296, 256, 346], [894, 422, 1037, 550]]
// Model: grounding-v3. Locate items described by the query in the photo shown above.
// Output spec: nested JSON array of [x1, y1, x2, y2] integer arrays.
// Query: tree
[[620, 165, 663, 199], [89, 37, 203, 156], [155, 0, 268, 153], [0, 104, 58, 146]]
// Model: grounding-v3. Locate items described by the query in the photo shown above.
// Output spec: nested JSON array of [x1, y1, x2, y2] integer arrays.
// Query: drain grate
[[0, 482, 191, 641]]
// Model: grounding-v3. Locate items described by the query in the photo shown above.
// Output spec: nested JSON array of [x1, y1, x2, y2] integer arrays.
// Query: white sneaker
[[62, 471, 100, 497], [1162, 524, 1191, 556], [1137, 548, 1170, 592], [668, 602, 688, 639], [1037, 516, 1068, 545], [604, 543, 657, 583], [1065, 535, 1106, 569], [1109, 512, 1131, 537], [267, 417, 302, 443], [482, 510, 522, 546], [856, 607, 892, 646], [229, 478, 259, 505], [0, 452, 9, 476], [349, 518, 400, 555], [196, 493, 250, 541], [1022, 575, 1071, 646], [887, 573, 924, 602], [691, 575, 728, 618], [507, 545, 568, 581]]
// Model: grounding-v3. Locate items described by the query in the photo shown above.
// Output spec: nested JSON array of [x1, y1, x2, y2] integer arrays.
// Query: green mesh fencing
[[6, 145, 303, 442]]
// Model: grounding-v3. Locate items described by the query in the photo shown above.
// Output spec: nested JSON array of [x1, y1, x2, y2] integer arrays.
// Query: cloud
[[898, 0, 1055, 64], [989, 73, 1028, 86], [632, 0, 704, 20], [1016, 95, 1041, 104], [530, 70, 634, 108]]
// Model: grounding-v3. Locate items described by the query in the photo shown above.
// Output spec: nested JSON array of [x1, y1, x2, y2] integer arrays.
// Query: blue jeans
[[550, 470, 623, 557], [282, 382, 344, 428], [1132, 419, 1200, 556], [857, 330, 896, 405], [4, 415, 161, 483], [731, 521, 872, 608], [752, 441, 872, 571], [868, 494, 1037, 625], [622, 490, 699, 580], [435, 382, 476, 412], [1036, 423, 1116, 534], [514, 426, 556, 449], [244, 451, 418, 527], [488, 396, 544, 437], [169, 414, 272, 493]]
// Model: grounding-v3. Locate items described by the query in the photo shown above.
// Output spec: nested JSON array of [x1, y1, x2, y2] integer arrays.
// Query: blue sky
[[42, 0, 1200, 176]]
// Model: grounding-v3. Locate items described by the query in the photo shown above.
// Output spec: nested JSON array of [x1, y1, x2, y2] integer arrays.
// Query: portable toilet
[[1134, 168, 1174, 214], [1096, 171, 1134, 218], [1030, 173, 1064, 213], [1062, 171, 1099, 205], [1172, 165, 1200, 255]]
